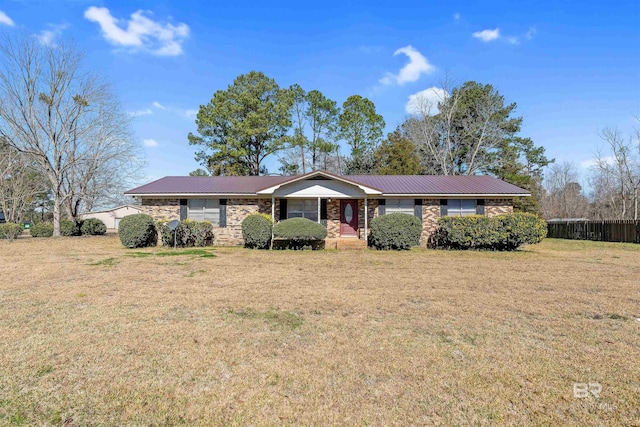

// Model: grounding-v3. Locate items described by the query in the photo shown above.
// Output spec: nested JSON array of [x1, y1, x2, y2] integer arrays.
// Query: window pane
[[461, 199, 476, 216], [203, 199, 220, 225], [187, 199, 203, 221], [287, 199, 318, 221], [386, 198, 414, 215], [288, 200, 304, 211]]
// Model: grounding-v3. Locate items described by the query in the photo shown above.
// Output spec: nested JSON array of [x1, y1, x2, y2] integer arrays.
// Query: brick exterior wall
[[140, 196, 515, 247], [485, 199, 514, 217], [421, 199, 441, 246], [141, 197, 272, 246], [216, 198, 272, 245], [140, 198, 180, 219]]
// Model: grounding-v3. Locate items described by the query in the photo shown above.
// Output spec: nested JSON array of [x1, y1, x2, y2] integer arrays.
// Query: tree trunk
[[52, 193, 61, 237]]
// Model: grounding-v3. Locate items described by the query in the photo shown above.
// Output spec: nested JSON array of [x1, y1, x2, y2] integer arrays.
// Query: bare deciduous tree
[[0, 142, 48, 223], [0, 33, 142, 235], [592, 125, 640, 220], [541, 162, 589, 219]]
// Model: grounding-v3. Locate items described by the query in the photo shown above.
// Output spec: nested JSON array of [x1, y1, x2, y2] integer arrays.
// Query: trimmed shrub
[[80, 218, 107, 236], [496, 212, 547, 250], [0, 223, 23, 240], [273, 217, 327, 250], [431, 213, 547, 251], [369, 213, 422, 250], [157, 220, 214, 248], [242, 214, 273, 249], [119, 214, 157, 248], [30, 222, 54, 238], [60, 219, 83, 236], [431, 215, 500, 250]]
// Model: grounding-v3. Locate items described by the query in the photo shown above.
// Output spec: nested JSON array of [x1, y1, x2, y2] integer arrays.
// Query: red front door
[[340, 200, 358, 236]]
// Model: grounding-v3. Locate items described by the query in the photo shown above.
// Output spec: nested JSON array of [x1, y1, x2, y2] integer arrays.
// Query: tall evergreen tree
[[189, 71, 293, 176]]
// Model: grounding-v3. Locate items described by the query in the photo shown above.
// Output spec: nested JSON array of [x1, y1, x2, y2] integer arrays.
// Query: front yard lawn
[[0, 237, 638, 425]]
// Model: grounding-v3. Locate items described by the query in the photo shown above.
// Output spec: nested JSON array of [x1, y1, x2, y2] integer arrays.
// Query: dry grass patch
[[0, 236, 638, 425]]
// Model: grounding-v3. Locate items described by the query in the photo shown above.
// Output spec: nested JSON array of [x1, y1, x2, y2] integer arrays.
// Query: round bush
[[242, 214, 273, 249], [495, 212, 547, 250], [60, 219, 83, 236], [118, 214, 157, 248], [273, 217, 327, 249], [30, 222, 54, 238], [0, 223, 23, 240], [81, 218, 107, 235], [369, 213, 421, 250]]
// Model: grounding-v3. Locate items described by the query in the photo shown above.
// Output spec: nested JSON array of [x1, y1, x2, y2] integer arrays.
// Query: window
[[385, 199, 415, 215], [447, 199, 476, 217], [188, 199, 220, 225], [287, 199, 318, 222]]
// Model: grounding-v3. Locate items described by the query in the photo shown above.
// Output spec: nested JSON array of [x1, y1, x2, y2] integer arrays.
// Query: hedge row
[[431, 213, 547, 251], [157, 219, 214, 248], [28, 219, 107, 238]]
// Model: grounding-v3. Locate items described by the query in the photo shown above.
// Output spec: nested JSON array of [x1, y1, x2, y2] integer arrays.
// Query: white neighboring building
[[80, 205, 142, 229]]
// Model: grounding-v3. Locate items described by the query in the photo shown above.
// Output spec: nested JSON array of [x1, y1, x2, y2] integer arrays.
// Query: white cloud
[[406, 87, 448, 116], [152, 101, 167, 110], [183, 109, 198, 119], [37, 23, 69, 46], [0, 10, 14, 26], [453, 13, 460, 21], [506, 36, 520, 45], [580, 156, 615, 170], [379, 45, 435, 86], [472, 28, 500, 42], [128, 108, 153, 117], [143, 138, 159, 148], [525, 27, 537, 40], [84, 7, 189, 56]]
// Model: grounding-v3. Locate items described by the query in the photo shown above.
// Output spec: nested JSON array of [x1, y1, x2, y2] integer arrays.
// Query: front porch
[[324, 237, 368, 250], [260, 172, 383, 241]]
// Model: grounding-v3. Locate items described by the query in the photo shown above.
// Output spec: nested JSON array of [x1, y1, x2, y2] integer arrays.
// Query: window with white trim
[[385, 198, 415, 215], [447, 199, 476, 217], [287, 199, 318, 222], [188, 199, 220, 225]]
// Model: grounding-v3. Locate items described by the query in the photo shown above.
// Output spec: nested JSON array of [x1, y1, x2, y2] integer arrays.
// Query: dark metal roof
[[344, 175, 530, 195], [125, 175, 293, 195], [125, 173, 530, 196]]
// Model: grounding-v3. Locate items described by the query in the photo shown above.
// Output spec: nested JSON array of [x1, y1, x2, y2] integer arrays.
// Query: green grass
[[87, 257, 118, 266], [127, 249, 216, 258], [230, 307, 305, 329]]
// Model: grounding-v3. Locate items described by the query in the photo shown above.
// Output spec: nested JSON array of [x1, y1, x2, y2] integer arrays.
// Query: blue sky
[[1, 0, 639, 183]]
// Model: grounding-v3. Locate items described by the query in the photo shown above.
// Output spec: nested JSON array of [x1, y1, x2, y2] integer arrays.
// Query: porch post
[[364, 196, 368, 241], [317, 197, 321, 224], [271, 196, 275, 249]]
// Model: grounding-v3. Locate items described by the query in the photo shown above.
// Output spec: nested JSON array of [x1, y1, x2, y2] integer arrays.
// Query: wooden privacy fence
[[547, 220, 640, 243]]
